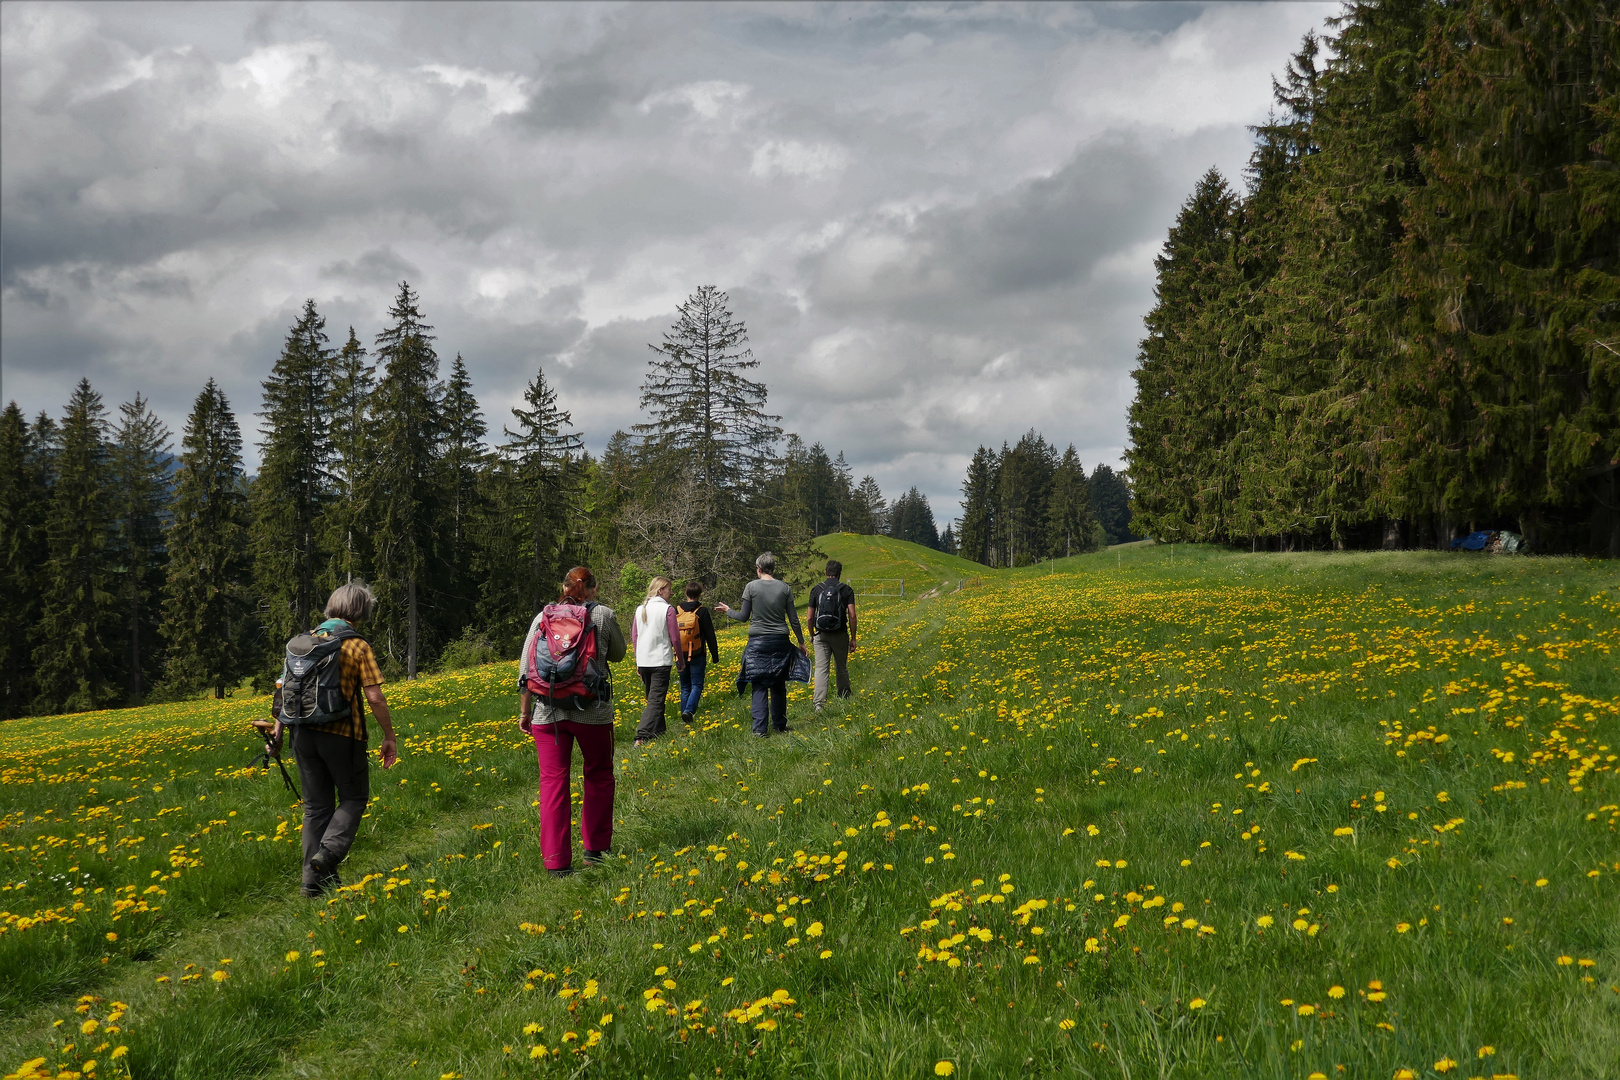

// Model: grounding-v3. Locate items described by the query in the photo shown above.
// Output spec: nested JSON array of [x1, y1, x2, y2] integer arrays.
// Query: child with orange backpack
[[675, 581, 721, 726]]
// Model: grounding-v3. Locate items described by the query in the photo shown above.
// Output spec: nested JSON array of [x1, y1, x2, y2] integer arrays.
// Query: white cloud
[[749, 139, 849, 181], [1, 0, 1340, 521]]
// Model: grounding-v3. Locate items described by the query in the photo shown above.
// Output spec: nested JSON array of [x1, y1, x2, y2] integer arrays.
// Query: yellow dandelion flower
[[1188, 998, 1206, 1010], [935, 1063, 955, 1077]]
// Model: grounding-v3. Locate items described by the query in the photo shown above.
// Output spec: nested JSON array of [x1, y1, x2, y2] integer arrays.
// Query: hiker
[[519, 566, 626, 876], [716, 552, 807, 737], [632, 576, 685, 747], [676, 580, 721, 726], [807, 559, 858, 711], [271, 582, 398, 898]]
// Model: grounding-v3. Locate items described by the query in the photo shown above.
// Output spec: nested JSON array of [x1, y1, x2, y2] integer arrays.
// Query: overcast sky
[[2, 0, 1335, 520]]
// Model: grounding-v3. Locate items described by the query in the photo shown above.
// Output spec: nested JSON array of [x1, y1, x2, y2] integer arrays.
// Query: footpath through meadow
[[2, 539, 1617, 1080]]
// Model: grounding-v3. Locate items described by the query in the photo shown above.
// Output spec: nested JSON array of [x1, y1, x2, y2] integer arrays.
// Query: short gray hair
[[325, 581, 375, 623], [754, 551, 776, 574]]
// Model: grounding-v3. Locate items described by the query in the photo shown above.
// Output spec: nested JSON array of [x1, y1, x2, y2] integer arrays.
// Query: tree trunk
[[407, 572, 418, 679]]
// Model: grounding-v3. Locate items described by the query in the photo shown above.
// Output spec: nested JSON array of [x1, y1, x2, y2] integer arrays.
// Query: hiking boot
[[681, 712, 693, 725], [548, 866, 576, 878], [302, 866, 341, 897], [583, 849, 610, 866]]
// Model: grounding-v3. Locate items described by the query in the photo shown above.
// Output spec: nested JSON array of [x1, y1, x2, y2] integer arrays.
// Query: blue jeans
[[678, 654, 707, 716]]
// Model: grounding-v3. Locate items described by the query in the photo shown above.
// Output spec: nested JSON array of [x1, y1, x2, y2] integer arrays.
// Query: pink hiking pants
[[532, 720, 616, 870]]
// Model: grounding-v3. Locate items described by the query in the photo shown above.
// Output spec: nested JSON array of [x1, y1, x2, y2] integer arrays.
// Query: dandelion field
[[3, 538, 1617, 1080]]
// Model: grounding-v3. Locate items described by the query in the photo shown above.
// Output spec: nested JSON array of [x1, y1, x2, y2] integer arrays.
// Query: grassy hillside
[[3, 539, 1617, 1079]]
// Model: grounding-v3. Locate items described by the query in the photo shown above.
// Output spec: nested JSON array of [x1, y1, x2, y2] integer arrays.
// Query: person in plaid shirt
[[272, 582, 399, 896]]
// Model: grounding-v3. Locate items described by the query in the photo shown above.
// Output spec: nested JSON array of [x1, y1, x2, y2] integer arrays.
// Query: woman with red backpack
[[518, 566, 627, 877]]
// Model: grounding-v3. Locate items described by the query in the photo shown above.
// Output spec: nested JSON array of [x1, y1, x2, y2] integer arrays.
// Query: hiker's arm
[[364, 684, 398, 768], [519, 688, 532, 732], [702, 609, 720, 662], [665, 607, 685, 671], [788, 600, 805, 651], [807, 599, 817, 638], [603, 616, 628, 663], [718, 598, 751, 621], [848, 601, 858, 652], [629, 611, 638, 649]]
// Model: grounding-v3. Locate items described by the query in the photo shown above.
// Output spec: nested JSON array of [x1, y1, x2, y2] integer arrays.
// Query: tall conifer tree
[[636, 286, 780, 495], [438, 353, 487, 635], [958, 447, 999, 566], [500, 364, 581, 616], [368, 282, 443, 676], [1127, 170, 1248, 542], [1046, 445, 1096, 558], [163, 381, 252, 698], [0, 403, 50, 717], [1397, 0, 1618, 550], [326, 327, 375, 585], [109, 395, 172, 702], [32, 380, 115, 714], [255, 299, 334, 647]]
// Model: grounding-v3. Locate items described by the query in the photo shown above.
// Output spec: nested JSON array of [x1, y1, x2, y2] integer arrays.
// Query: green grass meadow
[[3, 537, 1617, 1079]]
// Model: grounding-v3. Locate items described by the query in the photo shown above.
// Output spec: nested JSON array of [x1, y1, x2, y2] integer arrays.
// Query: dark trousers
[[293, 727, 370, 884], [636, 665, 672, 741], [678, 653, 707, 716], [751, 679, 787, 734]]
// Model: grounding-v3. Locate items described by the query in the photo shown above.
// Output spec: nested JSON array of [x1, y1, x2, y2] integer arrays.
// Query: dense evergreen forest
[[1127, 0, 1618, 555], [0, 284, 949, 719]]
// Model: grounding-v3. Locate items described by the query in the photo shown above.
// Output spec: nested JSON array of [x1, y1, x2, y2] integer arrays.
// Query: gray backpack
[[277, 627, 362, 725]]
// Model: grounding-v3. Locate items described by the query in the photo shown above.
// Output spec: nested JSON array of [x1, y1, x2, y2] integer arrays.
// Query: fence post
[[900, 579, 905, 599]]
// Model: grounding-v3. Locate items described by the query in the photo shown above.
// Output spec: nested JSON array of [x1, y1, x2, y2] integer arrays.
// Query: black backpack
[[813, 582, 848, 633], [277, 626, 363, 725]]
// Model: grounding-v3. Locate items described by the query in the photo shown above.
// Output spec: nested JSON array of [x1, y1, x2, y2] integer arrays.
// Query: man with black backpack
[[807, 559, 857, 711], [271, 582, 398, 897]]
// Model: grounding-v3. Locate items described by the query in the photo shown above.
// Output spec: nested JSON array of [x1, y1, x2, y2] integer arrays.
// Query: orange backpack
[[676, 606, 703, 658]]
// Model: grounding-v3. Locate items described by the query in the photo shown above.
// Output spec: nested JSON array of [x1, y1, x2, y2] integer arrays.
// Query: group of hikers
[[268, 554, 859, 890]]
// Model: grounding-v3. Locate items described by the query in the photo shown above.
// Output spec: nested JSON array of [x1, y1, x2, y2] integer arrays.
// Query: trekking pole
[[250, 720, 301, 801]]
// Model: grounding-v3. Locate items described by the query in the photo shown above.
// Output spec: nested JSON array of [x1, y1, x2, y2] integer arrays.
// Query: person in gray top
[[716, 551, 806, 736]]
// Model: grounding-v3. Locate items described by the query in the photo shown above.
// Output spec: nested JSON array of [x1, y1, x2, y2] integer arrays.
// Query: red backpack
[[520, 602, 607, 707]]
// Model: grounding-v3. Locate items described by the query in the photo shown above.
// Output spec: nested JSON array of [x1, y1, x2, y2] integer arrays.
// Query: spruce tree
[[1241, 10, 1430, 549], [831, 451, 855, 530], [1089, 465, 1136, 546], [888, 488, 940, 549], [957, 447, 999, 566], [849, 475, 888, 536], [499, 363, 581, 618], [255, 298, 334, 648], [998, 433, 1058, 565], [438, 353, 487, 635], [326, 327, 375, 586], [32, 380, 115, 714], [1126, 169, 1247, 542], [1046, 445, 1096, 557], [368, 282, 444, 676], [0, 403, 49, 718], [162, 381, 252, 698], [109, 395, 172, 702], [1397, 0, 1618, 550], [636, 285, 781, 494]]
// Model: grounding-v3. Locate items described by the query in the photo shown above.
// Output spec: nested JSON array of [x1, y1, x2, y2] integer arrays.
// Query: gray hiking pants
[[294, 727, 370, 883], [813, 630, 851, 707]]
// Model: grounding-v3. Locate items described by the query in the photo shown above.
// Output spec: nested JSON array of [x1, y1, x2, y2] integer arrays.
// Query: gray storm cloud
[[0, 1, 1335, 518]]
